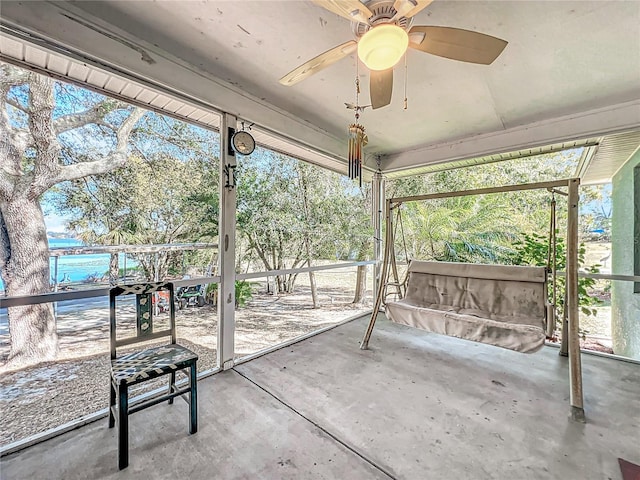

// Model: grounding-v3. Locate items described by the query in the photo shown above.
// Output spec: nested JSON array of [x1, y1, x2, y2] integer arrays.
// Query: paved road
[[0, 296, 135, 336]]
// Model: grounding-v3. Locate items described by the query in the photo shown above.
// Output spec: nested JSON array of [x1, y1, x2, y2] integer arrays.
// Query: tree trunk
[[296, 163, 318, 307], [0, 67, 144, 369], [308, 261, 318, 309], [352, 240, 371, 304], [353, 265, 367, 305], [109, 253, 119, 285], [1, 196, 58, 367]]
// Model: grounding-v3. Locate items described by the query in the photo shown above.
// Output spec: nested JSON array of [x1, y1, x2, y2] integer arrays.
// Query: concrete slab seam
[[232, 368, 397, 480]]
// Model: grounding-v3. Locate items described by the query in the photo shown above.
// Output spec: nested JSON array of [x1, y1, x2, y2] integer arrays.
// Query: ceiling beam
[[0, 0, 347, 164], [383, 100, 640, 173]]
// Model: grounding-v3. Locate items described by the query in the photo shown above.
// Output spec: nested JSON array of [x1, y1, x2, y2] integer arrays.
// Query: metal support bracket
[[224, 163, 237, 189]]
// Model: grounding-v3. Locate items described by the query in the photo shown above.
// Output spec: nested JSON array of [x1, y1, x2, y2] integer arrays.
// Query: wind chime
[[347, 74, 368, 187]]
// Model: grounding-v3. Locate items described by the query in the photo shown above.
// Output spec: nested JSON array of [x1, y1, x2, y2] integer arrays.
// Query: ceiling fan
[[279, 0, 508, 109]]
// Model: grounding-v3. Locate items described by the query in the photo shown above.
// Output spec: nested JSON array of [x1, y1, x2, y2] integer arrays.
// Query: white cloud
[[44, 214, 68, 233]]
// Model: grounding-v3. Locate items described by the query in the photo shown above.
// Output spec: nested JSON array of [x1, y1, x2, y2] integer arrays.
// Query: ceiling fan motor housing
[[352, 0, 414, 38]]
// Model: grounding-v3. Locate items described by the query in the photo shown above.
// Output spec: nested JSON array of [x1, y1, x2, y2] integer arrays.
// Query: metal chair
[[108, 282, 198, 470]]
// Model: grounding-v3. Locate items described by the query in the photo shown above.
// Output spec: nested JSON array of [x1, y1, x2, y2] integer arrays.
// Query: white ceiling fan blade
[[370, 68, 393, 110], [392, 0, 434, 21], [279, 41, 358, 86], [312, 0, 373, 24], [409, 26, 508, 65]]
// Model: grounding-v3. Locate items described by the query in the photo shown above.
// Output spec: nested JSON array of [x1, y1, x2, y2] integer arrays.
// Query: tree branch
[[51, 107, 145, 185], [54, 100, 128, 134], [0, 87, 26, 196], [117, 107, 146, 150], [3, 65, 145, 198], [27, 72, 60, 196], [247, 233, 273, 271], [0, 64, 30, 87], [4, 96, 28, 114]]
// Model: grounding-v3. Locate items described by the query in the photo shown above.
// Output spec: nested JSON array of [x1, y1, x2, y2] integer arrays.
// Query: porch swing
[[361, 179, 586, 421], [381, 186, 564, 346]]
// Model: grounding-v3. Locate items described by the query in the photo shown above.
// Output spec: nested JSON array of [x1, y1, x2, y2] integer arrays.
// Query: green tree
[[237, 151, 370, 295], [400, 195, 518, 264], [0, 63, 144, 368], [237, 152, 304, 292], [386, 150, 585, 264], [55, 154, 218, 280]]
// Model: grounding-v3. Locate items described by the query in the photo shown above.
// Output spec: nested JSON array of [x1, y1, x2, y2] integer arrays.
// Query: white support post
[[218, 113, 237, 370], [372, 170, 385, 296], [566, 178, 585, 421]]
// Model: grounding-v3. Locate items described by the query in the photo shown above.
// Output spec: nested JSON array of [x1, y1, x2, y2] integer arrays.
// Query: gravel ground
[[0, 339, 215, 446]]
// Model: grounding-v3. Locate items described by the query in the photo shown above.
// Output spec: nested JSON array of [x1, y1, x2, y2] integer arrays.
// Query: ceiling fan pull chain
[[403, 52, 408, 110]]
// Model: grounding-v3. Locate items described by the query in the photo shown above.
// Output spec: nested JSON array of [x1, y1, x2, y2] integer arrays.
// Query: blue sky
[[45, 213, 68, 233]]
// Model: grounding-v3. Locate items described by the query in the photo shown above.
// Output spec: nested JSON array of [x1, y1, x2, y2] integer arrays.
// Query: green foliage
[[386, 153, 584, 265], [236, 150, 371, 293], [234, 280, 254, 308], [205, 283, 218, 305], [511, 232, 602, 318], [205, 281, 254, 308], [55, 154, 217, 280], [400, 195, 518, 264]]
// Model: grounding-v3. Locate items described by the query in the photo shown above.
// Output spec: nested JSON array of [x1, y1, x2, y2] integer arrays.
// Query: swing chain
[[397, 205, 410, 265]]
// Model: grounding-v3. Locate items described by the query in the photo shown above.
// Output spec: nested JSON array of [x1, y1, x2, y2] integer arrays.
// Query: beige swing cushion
[[385, 261, 547, 353]]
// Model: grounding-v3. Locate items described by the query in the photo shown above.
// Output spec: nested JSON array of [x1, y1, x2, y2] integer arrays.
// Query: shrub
[[205, 280, 254, 308], [511, 232, 602, 318]]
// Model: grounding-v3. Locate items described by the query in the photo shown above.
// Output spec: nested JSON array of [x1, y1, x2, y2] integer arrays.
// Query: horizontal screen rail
[[0, 276, 220, 308], [0, 261, 376, 307], [236, 261, 376, 281], [557, 272, 640, 282]]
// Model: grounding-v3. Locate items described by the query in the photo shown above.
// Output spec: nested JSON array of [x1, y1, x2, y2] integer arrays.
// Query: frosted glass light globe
[[358, 24, 409, 71]]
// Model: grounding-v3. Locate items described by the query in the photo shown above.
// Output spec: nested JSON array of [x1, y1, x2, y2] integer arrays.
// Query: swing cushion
[[385, 261, 547, 353]]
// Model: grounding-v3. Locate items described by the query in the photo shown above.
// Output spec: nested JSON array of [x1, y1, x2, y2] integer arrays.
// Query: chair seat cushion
[[111, 344, 198, 385]]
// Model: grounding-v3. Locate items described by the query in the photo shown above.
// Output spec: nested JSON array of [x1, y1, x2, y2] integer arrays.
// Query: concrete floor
[[2, 315, 639, 479]]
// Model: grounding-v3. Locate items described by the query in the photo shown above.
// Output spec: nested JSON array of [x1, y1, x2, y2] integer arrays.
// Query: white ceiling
[[1, 0, 639, 177]]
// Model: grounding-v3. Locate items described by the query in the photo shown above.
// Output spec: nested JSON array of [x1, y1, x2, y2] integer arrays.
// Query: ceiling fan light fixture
[[358, 24, 409, 71]]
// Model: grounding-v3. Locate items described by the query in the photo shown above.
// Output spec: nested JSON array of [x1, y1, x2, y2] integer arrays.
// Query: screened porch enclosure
[[1, 0, 640, 478]]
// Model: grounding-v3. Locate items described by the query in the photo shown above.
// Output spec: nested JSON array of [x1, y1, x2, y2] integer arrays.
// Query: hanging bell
[[348, 123, 367, 185]]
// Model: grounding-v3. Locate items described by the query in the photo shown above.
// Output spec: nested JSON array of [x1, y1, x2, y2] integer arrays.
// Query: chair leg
[[168, 371, 175, 405], [189, 363, 198, 434], [108, 379, 116, 428], [118, 383, 129, 470]]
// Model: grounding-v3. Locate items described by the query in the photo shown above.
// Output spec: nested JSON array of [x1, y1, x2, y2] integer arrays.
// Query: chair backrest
[[109, 282, 176, 359]]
